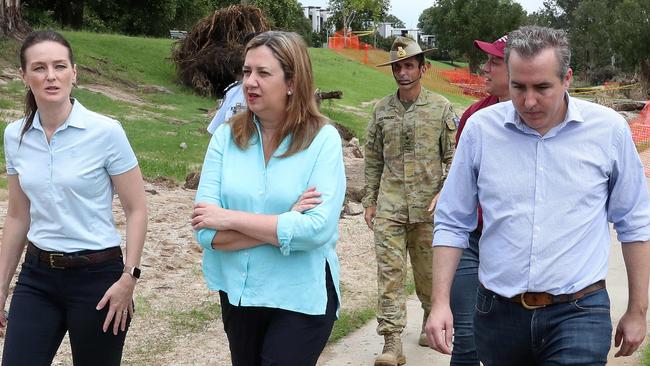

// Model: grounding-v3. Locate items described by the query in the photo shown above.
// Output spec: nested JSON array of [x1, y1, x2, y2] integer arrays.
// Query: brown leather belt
[[483, 280, 606, 310], [26, 241, 122, 269]]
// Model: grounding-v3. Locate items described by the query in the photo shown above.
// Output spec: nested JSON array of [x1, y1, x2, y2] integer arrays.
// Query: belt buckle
[[49, 253, 65, 269], [520, 293, 546, 310]]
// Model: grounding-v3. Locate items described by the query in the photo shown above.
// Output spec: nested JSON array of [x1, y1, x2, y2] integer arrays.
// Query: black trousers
[[2, 251, 129, 366], [220, 264, 338, 366]]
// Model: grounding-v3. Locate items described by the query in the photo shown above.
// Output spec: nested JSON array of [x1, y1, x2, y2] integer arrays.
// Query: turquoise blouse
[[194, 120, 346, 315]]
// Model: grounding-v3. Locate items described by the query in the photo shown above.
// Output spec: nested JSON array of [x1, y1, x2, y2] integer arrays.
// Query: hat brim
[[473, 40, 504, 58], [376, 48, 435, 67]]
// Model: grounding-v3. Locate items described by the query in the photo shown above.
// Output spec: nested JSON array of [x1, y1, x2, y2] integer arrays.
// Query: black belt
[[26, 241, 122, 269]]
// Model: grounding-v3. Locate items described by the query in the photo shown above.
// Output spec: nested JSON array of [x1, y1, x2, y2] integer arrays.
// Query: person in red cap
[[445, 34, 510, 366]]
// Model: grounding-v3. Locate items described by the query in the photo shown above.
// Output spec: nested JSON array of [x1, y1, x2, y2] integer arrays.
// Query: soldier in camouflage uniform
[[363, 36, 457, 366]]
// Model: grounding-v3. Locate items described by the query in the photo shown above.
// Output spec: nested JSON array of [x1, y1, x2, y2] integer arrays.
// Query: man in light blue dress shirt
[[425, 26, 650, 365]]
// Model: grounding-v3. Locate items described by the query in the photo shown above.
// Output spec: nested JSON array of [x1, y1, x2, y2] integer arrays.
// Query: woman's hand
[[291, 186, 322, 213], [192, 203, 231, 230], [96, 274, 136, 335]]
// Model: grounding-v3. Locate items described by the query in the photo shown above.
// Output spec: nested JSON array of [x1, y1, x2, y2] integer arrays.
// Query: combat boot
[[374, 333, 406, 366], [418, 312, 429, 347]]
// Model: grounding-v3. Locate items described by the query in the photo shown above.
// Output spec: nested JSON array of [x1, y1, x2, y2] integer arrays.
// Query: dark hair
[[19, 30, 74, 140], [505, 26, 571, 80]]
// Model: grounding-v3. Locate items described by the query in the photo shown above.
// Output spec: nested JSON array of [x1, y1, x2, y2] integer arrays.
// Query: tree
[[382, 14, 404, 28], [1, 0, 30, 38], [611, 0, 650, 97], [570, 0, 616, 82], [529, 0, 648, 93], [328, 0, 390, 41], [210, 0, 312, 41], [418, 0, 526, 71]]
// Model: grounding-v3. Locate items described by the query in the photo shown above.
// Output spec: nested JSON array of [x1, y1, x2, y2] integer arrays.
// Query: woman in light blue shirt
[[0, 30, 147, 365], [192, 31, 346, 365]]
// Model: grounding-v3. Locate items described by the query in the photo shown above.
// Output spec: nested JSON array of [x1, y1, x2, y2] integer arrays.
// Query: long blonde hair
[[229, 31, 326, 157]]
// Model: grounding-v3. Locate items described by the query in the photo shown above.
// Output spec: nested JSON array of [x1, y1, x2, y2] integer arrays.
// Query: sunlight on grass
[[329, 308, 376, 343]]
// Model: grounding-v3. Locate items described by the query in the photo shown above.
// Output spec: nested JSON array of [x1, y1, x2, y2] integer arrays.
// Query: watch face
[[132, 267, 141, 279]]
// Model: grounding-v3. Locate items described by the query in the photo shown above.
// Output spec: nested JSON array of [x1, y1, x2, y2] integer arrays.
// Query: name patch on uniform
[[378, 116, 396, 122]]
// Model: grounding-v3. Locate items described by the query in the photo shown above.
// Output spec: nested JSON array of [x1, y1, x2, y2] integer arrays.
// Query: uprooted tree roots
[[171, 5, 270, 97]]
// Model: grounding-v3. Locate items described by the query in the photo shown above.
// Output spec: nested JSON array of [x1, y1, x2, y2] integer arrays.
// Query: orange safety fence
[[629, 102, 650, 177]]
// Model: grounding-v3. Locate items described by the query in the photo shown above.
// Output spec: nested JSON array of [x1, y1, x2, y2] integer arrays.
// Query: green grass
[[329, 308, 376, 343], [642, 343, 650, 366], [311, 48, 396, 107], [168, 301, 221, 333], [61, 31, 179, 89]]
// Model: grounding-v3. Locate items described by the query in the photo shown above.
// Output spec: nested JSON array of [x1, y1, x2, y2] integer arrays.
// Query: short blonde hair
[[230, 31, 326, 157]]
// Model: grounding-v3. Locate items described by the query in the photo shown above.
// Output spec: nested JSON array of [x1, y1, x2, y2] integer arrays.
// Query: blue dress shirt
[[194, 120, 346, 315], [433, 95, 650, 297], [4, 100, 138, 252], [207, 83, 245, 135]]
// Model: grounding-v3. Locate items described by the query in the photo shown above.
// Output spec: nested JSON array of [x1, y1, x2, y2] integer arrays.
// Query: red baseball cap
[[473, 35, 508, 58]]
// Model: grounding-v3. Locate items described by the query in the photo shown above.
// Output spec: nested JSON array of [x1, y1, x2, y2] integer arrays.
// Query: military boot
[[418, 312, 429, 347], [374, 333, 406, 366]]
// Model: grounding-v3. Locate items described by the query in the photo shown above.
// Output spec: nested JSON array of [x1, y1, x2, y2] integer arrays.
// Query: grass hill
[[0, 31, 474, 186]]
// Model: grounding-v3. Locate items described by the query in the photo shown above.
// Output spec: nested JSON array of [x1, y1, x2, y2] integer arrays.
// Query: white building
[[390, 28, 421, 41], [377, 22, 393, 38], [302, 6, 332, 33], [420, 34, 436, 48]]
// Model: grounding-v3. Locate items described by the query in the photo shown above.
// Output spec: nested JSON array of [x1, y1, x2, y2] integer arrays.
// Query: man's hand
[[614, 310, 647, 357], [427, 193, 440, 216], [617, 241, 650, 357], [364, 206, 376, 230], [425, 302, 454, 354]]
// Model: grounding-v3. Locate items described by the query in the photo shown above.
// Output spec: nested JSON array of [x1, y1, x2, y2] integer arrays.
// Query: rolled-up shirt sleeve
[[276, 126, 346, 255], [194, 125, 227, 250], [608, 121, 650, 243], [433, 119, 480, 248]]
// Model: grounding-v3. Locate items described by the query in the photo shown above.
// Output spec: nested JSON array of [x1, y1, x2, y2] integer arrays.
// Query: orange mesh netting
[[328, 31, 362, 50], [630, 102, 650, 177]]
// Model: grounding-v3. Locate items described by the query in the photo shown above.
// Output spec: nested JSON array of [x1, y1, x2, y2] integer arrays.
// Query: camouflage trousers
[[374, 218, 433, 335]]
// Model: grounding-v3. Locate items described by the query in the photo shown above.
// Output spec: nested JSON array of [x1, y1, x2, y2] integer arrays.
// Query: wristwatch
[[123, 265, 141, 280]]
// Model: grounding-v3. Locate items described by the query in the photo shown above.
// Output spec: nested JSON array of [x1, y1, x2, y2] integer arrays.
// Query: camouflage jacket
[[362, 88, 457, 223]]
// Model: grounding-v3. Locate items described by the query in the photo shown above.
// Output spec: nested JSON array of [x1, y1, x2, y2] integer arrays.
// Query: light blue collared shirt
[[3, 100, 138, 252], [207, 83, 245, 135], [194, 121, 346, 315], [433, 95, 650, 298]]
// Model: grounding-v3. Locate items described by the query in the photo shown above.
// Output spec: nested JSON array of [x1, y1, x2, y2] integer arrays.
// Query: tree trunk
[[641, 58, 650, 99], [0, 0, 30, 38], [54, 0, 84, 30]]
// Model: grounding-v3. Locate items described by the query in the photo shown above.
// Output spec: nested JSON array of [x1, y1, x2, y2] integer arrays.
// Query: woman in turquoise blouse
[[192, 31, 346, 365]]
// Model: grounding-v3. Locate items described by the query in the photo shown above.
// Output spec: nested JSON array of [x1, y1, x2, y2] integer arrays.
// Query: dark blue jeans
[[450, 229, 480, 365], [474, 285, 612, 366], [2, 251, 129, 366]]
